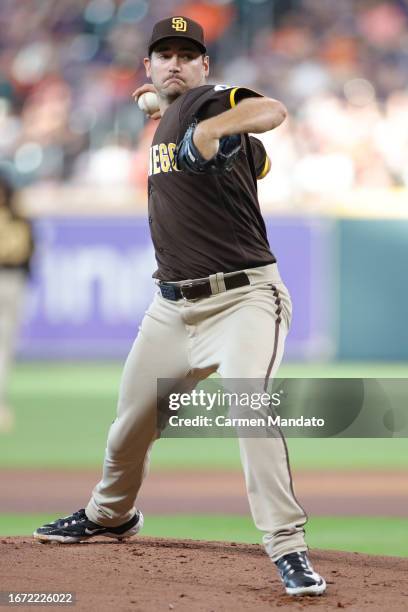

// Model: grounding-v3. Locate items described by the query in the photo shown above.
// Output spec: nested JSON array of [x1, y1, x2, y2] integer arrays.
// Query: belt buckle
[[180, 280, 207, 300], [180, 281, 196, 300]]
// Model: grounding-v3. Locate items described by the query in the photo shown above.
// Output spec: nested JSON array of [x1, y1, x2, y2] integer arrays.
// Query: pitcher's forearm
[[200, 97, 287, 139]]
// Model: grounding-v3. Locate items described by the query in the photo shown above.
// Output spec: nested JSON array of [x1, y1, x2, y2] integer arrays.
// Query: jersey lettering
[[149, 143, 179, 176], [168, 143, 178, 171], [159, 143, 170, 173], [151, 144, 160, 175]]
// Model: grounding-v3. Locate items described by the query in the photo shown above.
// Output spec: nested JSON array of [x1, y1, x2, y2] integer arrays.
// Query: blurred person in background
[[0, 172, 34, 432]]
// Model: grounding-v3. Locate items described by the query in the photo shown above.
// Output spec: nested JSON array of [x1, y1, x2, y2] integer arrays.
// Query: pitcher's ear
[[203, 54, 209, 77], [144, 57, 151, 77]]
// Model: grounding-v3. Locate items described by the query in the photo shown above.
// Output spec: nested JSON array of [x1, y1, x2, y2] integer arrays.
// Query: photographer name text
[[168, 415, 325, 428]]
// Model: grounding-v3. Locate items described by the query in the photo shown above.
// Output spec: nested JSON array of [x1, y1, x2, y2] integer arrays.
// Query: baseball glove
[[176, 121, 242, 174]]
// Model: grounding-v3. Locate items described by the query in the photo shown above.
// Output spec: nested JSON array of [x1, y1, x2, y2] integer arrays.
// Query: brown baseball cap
[[148, 16, 207, 55]]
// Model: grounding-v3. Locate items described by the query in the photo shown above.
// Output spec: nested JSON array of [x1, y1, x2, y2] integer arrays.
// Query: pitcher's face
[[144, 39, 209, 102]]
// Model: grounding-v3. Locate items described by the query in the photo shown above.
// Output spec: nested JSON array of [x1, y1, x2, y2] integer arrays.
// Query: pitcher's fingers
[[132, 84, 156, 98]]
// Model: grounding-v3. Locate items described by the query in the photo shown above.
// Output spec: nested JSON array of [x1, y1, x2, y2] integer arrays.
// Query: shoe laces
[[58, 509, 86, 527], [278, 552, 311, 577]]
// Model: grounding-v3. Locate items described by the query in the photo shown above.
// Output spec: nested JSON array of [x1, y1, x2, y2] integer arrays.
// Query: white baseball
[[137, 91, 160, 115]]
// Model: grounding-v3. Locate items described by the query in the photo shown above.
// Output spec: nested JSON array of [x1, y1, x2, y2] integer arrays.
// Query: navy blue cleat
[[275, 551, 326, 596], [33, 508, 143, 544]]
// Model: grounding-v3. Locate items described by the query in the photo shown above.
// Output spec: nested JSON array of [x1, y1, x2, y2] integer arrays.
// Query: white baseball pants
[[86, 263, 308, 561]]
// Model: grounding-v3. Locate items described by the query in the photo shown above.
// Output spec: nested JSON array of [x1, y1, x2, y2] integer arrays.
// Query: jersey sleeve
[[197, 85, 263, 121], [249, 136, 271, 180]]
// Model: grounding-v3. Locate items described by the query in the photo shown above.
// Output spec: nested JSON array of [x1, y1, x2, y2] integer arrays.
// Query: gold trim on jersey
[[229, 87, 239, 108], [257, 155, 271, 180]]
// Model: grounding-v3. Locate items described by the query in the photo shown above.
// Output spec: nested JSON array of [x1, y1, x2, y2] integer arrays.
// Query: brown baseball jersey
[[147, 84, 276, 281]]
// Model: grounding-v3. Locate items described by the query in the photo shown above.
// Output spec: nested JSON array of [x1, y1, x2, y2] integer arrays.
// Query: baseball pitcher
[[34, 16, 326, 597]]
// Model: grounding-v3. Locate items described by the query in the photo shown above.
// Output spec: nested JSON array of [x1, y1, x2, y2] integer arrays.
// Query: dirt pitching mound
[[1, 537, 407, 611]]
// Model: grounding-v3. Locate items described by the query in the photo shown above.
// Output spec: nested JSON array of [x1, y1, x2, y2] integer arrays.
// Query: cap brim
[[148, 35, 206, 55]]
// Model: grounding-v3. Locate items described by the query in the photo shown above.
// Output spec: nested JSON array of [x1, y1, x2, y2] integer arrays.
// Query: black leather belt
[[159, 271, 250, 301]]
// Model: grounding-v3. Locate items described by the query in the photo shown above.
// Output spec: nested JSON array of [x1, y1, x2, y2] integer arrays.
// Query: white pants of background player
[[0, 270, 26, 432], [86, 263, 308, 562]]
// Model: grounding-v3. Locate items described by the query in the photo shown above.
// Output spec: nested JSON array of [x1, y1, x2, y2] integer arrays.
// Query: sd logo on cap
[[148, 16, 207, 55], [172, 17, 187, 32]]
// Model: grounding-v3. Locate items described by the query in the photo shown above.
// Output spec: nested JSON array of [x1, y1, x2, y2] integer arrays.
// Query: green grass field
[[1, 362, 407, 555], [1, 514, 406, 557], [1, 361, 407, 469]]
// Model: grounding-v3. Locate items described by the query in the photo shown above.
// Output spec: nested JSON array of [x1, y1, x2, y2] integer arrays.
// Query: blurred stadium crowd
[[0, 0, 407, 209]]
